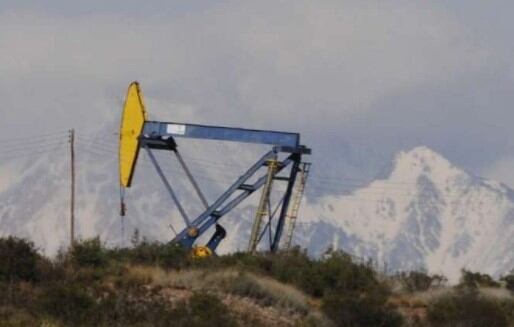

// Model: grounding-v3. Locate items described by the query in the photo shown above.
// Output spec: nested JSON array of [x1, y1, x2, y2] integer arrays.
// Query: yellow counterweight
[[119, 82, 147, 188]]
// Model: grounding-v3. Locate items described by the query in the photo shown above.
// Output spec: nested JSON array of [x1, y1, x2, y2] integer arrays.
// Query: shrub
[[38, 283, 96, 325], [427, 289, 507, 327], [322, 290, 403, 327], [94, 289, 177, 326], [94, 291, 238, 327], [0, 237, 41, 282], [316, 251, 403, 327], [222, 272, 308, 312], [316, 251, 382, 295], [108, 240, 190, 269], [398, 271, 442, 293], [70, 237, 107, 268], [187, 292, 237, 327], [500, 273, 514, 293], [459, 270, 500, 289], [499, 298, 514, 324]]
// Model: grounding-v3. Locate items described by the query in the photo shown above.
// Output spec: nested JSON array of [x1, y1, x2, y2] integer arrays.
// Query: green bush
[[427, 289, 507, 327], [459, 270, 500, 289], [38, 283, 96, 325], [187, 292, 237, 327], [315, 251, 403, 327], [214, 249, 382, 298], [322, 291, 403, 327], [70, 237, 107, 268], [107, 240, 190, 270], [0, 237, 41, 282]]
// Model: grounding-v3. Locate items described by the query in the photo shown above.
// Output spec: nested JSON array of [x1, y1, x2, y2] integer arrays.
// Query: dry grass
[[115, 265, 325, 327], [124, 266, 310, 311], [480, 287, 513, 300], [120, 265, 313, 316]]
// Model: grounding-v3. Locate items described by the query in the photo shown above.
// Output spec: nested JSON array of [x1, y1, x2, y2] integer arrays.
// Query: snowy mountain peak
[[389, 146, 467, 187], [298, 146, 514, 282]]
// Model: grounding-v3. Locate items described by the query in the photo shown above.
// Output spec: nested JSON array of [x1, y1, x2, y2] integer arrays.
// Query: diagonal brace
[[143, 144, 191, 227]]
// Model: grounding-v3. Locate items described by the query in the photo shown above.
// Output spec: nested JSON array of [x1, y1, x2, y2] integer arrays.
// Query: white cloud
[[483, 156, 514, 189], [0, 1, 490, 132]]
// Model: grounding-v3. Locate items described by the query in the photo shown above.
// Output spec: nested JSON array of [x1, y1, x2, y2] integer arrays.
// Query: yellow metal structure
[[119, 82, 147, 188], [247, 158, 278, 253]]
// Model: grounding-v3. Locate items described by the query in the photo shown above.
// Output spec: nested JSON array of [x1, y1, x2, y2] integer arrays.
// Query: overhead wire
[[77, 138, 422, 199], [0, 131, 68, 144], [70, 133, 451, 206], [77, 134, 449, 191], [0, 143, 67, 162], [1, 139, 68, 155]]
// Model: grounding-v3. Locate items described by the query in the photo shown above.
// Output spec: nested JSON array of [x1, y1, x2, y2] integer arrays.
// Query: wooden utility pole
[[69, 129, 75, 247]]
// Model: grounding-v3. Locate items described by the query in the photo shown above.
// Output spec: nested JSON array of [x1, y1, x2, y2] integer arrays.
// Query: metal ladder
[[283, 162, 311, 249]]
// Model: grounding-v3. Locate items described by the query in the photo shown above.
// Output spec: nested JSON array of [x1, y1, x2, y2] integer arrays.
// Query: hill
[[0, 236, 513, 327]]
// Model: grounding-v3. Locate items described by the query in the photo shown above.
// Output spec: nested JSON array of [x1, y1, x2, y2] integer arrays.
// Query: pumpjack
[[119, 82, 311, 256]]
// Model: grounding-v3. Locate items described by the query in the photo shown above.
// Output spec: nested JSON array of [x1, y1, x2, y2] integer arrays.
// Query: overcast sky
[[1, 1, 514, 189]]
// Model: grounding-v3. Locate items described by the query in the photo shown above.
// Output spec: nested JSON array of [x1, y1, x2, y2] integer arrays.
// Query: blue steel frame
[[143, 121, 301, 148], [139, 120, 310, 252]]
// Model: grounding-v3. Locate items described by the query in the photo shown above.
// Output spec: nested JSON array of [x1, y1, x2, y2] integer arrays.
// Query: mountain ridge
[[298, 146, 514, 281]]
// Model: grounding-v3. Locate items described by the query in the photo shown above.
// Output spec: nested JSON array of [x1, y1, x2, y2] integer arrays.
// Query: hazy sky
[[1, 1, 514, 189]]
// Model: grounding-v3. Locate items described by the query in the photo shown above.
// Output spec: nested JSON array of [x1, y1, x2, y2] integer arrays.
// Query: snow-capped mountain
[[297, 146, 514, 281], [0, 141, 513, 282]]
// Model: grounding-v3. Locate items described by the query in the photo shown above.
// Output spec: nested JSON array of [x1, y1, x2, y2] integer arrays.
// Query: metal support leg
[[270, 154, 301, 252], [173, 150, 286, 249], [248, 156, 278, 253], [173, 150, 209, 209], [144, 145, 191, 227]]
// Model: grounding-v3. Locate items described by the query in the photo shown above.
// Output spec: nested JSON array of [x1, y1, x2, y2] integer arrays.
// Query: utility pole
[[69, 129, 75, 247]]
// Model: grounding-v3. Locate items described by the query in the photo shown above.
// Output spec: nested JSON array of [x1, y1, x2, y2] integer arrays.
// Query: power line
[[0, 130, 68, 145], [75, 135, 452, 191], [1, 139, 67, 154], [77, 141, 423, 197], [0, 144, 67, 162]]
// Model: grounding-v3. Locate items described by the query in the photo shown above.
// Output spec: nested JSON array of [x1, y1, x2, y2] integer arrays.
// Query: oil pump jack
[[119, 82, 311, 256]]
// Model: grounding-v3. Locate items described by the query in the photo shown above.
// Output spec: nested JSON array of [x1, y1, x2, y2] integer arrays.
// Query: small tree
[[70, 237, 107, 268], [0, 236, 40, 282]]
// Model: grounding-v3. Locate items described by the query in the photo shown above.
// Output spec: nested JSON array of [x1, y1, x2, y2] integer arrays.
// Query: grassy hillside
[[0, 236, 512, 327]]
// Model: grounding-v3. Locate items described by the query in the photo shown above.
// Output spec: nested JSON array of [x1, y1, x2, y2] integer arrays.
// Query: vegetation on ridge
[[0, 235, 513, 327]]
